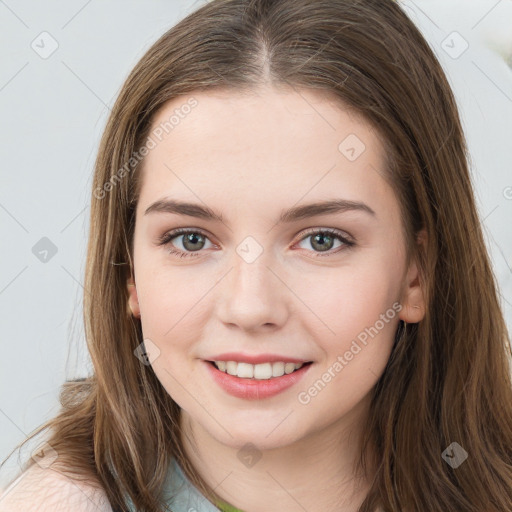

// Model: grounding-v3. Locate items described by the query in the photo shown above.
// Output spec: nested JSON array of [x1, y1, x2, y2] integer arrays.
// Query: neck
[[179, 393, 376, 512]]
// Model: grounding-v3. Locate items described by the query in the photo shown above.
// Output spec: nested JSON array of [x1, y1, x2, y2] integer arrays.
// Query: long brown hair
[[3, 0, 512, 510]]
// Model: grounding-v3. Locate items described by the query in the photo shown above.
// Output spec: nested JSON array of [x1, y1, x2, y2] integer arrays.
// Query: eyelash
[[157, 227, 355, 259]]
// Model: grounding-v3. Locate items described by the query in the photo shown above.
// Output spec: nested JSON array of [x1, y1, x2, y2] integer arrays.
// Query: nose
[[215, 250, 290, 332]]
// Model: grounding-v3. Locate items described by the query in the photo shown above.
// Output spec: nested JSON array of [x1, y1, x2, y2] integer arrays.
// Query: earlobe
[[127, 276, 141, 318], [399, 270, 425, 323], [399, 229, 427, 324]]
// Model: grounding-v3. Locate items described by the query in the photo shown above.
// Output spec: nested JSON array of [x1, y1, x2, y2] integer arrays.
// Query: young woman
[[1, 0, 511, 511]]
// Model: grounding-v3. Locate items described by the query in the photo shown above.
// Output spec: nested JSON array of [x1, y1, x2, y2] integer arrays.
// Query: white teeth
[[226, 361, 238, 375], [284, 362, 296, 374], [253, 363, 272, 380], [272, 362, 284, 377], [236, 362, 254, 378], [214, 360, 306, 379]]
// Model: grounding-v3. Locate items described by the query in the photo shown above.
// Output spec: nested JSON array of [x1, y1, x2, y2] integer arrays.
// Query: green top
[[126, 457, 383, 511], [159, 458, 245, 512], [214, 499, 245, 512]]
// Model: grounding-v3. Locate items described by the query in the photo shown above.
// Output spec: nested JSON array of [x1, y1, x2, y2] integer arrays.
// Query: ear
[[399, 229, 427, 324], [127, 275, 141, 319]]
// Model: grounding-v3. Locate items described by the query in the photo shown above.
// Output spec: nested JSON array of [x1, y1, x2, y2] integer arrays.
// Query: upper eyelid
[[160, 226, 354, 246]]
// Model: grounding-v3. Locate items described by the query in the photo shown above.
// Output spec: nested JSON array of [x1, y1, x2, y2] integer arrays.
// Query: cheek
[[137, 277, 202, 340], [135, 269, 207, 404], [293, 252, 403, 340], [295, 262, 402, 412], [293, 257, 404, 403]]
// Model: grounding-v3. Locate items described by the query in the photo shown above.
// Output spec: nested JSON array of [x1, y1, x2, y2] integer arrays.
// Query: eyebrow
[[144, 198, 376, 223]]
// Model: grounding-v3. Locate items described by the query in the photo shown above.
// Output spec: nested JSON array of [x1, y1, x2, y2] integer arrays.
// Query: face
[[127, 86, 424, 451]]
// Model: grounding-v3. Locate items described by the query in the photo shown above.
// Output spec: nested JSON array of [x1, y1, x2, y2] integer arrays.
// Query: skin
[[127, 86, 425, 512]]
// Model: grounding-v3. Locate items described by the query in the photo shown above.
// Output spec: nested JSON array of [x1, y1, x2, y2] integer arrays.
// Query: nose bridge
[[216, 240, 289, 329], [233, 250, 273, 297]]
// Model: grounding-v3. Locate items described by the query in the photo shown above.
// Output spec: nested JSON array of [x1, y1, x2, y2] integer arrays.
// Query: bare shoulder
[[0, 458, 113, 512]]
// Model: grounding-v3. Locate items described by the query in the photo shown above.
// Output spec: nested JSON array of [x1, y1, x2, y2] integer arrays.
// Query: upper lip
[[206, 353, 312, 365]]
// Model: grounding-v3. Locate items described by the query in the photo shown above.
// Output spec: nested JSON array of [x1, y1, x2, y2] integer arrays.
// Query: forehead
[[136, 87, 394, 219]]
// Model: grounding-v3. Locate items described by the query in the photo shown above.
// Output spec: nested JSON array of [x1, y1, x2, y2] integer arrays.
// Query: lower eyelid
[[160, 229, 354, 257], [295, 234, 351, 255], [165, 231, 214, 252]]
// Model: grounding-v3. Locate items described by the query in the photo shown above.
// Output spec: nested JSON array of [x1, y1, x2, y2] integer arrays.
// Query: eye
[[157, 228, 214, 259], [157, 227, 355, 259], [294, 228, 355, 257]]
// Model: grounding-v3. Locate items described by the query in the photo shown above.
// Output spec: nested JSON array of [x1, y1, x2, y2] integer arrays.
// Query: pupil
[[184, 233, 204, 251], [313, 233, 332, 252]]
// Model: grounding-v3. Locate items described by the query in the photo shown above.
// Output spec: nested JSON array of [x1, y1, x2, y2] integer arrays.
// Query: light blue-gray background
[[1, 0, 511, 490]]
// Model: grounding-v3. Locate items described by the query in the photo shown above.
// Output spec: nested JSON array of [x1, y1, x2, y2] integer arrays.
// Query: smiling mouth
[[207, 360, 313, 379]]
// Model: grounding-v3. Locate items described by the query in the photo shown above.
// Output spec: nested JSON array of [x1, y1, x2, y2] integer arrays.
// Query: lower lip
[[203, 360, 313, 400]]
